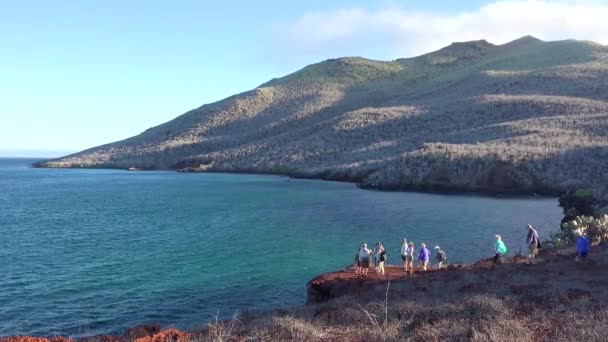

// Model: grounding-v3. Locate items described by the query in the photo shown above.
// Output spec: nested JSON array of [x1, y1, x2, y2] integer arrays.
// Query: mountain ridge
[[38, 36, 608, 199]]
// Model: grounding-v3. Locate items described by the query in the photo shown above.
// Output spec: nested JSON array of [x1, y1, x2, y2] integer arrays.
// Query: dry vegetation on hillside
[[40, 36, 608, 199]]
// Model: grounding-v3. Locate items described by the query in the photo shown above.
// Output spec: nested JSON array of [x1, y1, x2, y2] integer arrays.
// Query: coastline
[[7, 244, 608, 340], [30, 163, 562, 200]]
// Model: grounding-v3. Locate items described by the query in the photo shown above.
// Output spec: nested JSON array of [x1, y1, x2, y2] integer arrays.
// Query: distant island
[[36, 36, 608, 200]]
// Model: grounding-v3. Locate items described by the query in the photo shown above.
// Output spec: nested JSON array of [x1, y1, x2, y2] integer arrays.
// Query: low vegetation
[[546, 189, 608, 248], [38, 36, 608, 200], [550, 215, 608, 248], [201, 295, 608, 341]]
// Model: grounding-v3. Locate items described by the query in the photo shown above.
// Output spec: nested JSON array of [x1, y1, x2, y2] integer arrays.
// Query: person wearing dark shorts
[[358, 243, 372, 276]]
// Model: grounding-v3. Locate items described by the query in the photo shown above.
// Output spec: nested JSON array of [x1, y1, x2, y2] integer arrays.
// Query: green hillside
[[39, 36, 608, 199]]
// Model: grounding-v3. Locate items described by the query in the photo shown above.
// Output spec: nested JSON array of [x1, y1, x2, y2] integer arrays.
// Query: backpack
[[379, 251, 387, 262], [438, 250, 447, 261]]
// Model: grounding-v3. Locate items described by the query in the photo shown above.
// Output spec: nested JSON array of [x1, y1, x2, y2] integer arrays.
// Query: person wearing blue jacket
[[574, 230, 590, 262], [418, 243, 431, 271]]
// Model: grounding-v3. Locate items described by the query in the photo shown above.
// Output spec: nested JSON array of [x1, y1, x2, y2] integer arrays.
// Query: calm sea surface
[[0, 158, 562, 336]]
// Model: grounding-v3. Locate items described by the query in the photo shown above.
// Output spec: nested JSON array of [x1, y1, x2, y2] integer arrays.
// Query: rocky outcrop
[[133, 329, 189, 342], [1, 326, 185, 342], [307, 248, 607, 305]]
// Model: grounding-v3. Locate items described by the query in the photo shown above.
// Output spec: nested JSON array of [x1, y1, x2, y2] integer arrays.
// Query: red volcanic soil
[[133, 328, 189, 342], [307, 246, 608, 305], [310, 264, 469, 283], [2, 338, 75, 342], [1, 326, 189, 342], [310, 253, 539, 285], [310, 253, 536, 284]]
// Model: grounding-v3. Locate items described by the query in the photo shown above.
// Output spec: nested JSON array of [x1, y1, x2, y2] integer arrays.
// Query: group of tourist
[[354, 223, 593, 276], [354, 239, 448, 276], [355, 242, 388, 276], [399, 239, 447, 272]]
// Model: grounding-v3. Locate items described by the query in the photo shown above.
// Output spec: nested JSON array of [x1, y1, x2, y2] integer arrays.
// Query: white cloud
[[274, 0, 608, 63]]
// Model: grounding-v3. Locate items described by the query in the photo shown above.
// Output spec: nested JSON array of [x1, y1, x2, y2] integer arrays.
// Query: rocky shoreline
[[32, 161, 564, 200]]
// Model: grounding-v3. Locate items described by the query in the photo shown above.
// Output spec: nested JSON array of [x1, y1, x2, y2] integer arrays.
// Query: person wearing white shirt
[[358, 243, 372, 276], [400, 238, 408, 270]]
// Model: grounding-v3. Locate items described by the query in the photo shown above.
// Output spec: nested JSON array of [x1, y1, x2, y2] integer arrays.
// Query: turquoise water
[[0, 158, 561, 336]]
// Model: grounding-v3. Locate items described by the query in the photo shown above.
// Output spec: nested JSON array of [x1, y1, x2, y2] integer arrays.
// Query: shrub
[[559, 189, 599, 223], [556, 215, 608, 246]]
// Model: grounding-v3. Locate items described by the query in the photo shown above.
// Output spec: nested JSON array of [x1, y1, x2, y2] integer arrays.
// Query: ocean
[[0, 158, 562, 336]]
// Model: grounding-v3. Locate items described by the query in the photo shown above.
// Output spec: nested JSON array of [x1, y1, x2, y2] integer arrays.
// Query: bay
[[0, 158, 561, 336]]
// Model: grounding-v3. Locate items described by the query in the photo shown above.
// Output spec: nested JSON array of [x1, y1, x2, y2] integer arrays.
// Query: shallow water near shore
[[0, 158, 562, 336]]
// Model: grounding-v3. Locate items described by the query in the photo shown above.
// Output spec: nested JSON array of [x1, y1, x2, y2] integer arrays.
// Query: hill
[[37, 36, 608, 199]]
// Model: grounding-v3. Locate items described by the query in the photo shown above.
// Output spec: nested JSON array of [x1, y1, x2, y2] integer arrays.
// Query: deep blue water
[[0, 158, 561, 336]]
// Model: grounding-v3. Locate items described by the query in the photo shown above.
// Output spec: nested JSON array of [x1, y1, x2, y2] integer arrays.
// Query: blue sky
[[1, 0, 606, 156]]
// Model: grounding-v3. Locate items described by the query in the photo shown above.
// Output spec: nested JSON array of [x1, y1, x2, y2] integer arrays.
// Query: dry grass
[[187, 294, 608, 341]]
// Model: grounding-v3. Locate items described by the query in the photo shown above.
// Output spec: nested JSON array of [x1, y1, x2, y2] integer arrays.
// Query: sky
[[1, 0, 608, 156]]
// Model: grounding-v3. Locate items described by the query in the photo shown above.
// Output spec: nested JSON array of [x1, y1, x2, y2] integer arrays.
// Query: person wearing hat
[[435, 246, 447, 269], [574, 230, 590, 262], [526, 224, 540, 262]]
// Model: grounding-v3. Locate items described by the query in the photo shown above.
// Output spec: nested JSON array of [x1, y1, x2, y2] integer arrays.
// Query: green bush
[[553, 215, 608, 247], [559, 189, 598, 224]]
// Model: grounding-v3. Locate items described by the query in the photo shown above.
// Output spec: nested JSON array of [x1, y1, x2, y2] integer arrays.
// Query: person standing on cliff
[[400, 238, 408, 270], [374, 242, 382, 273], [405, 242, 415, 274], [526, 224, 541, 262], [355, 248, 362, 275], [378, 246, 387, 276], [435, 246, 447, 269], [494, 235, 508, 264], [418, 243, 431, 271], [358, 243, 372, 276]]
